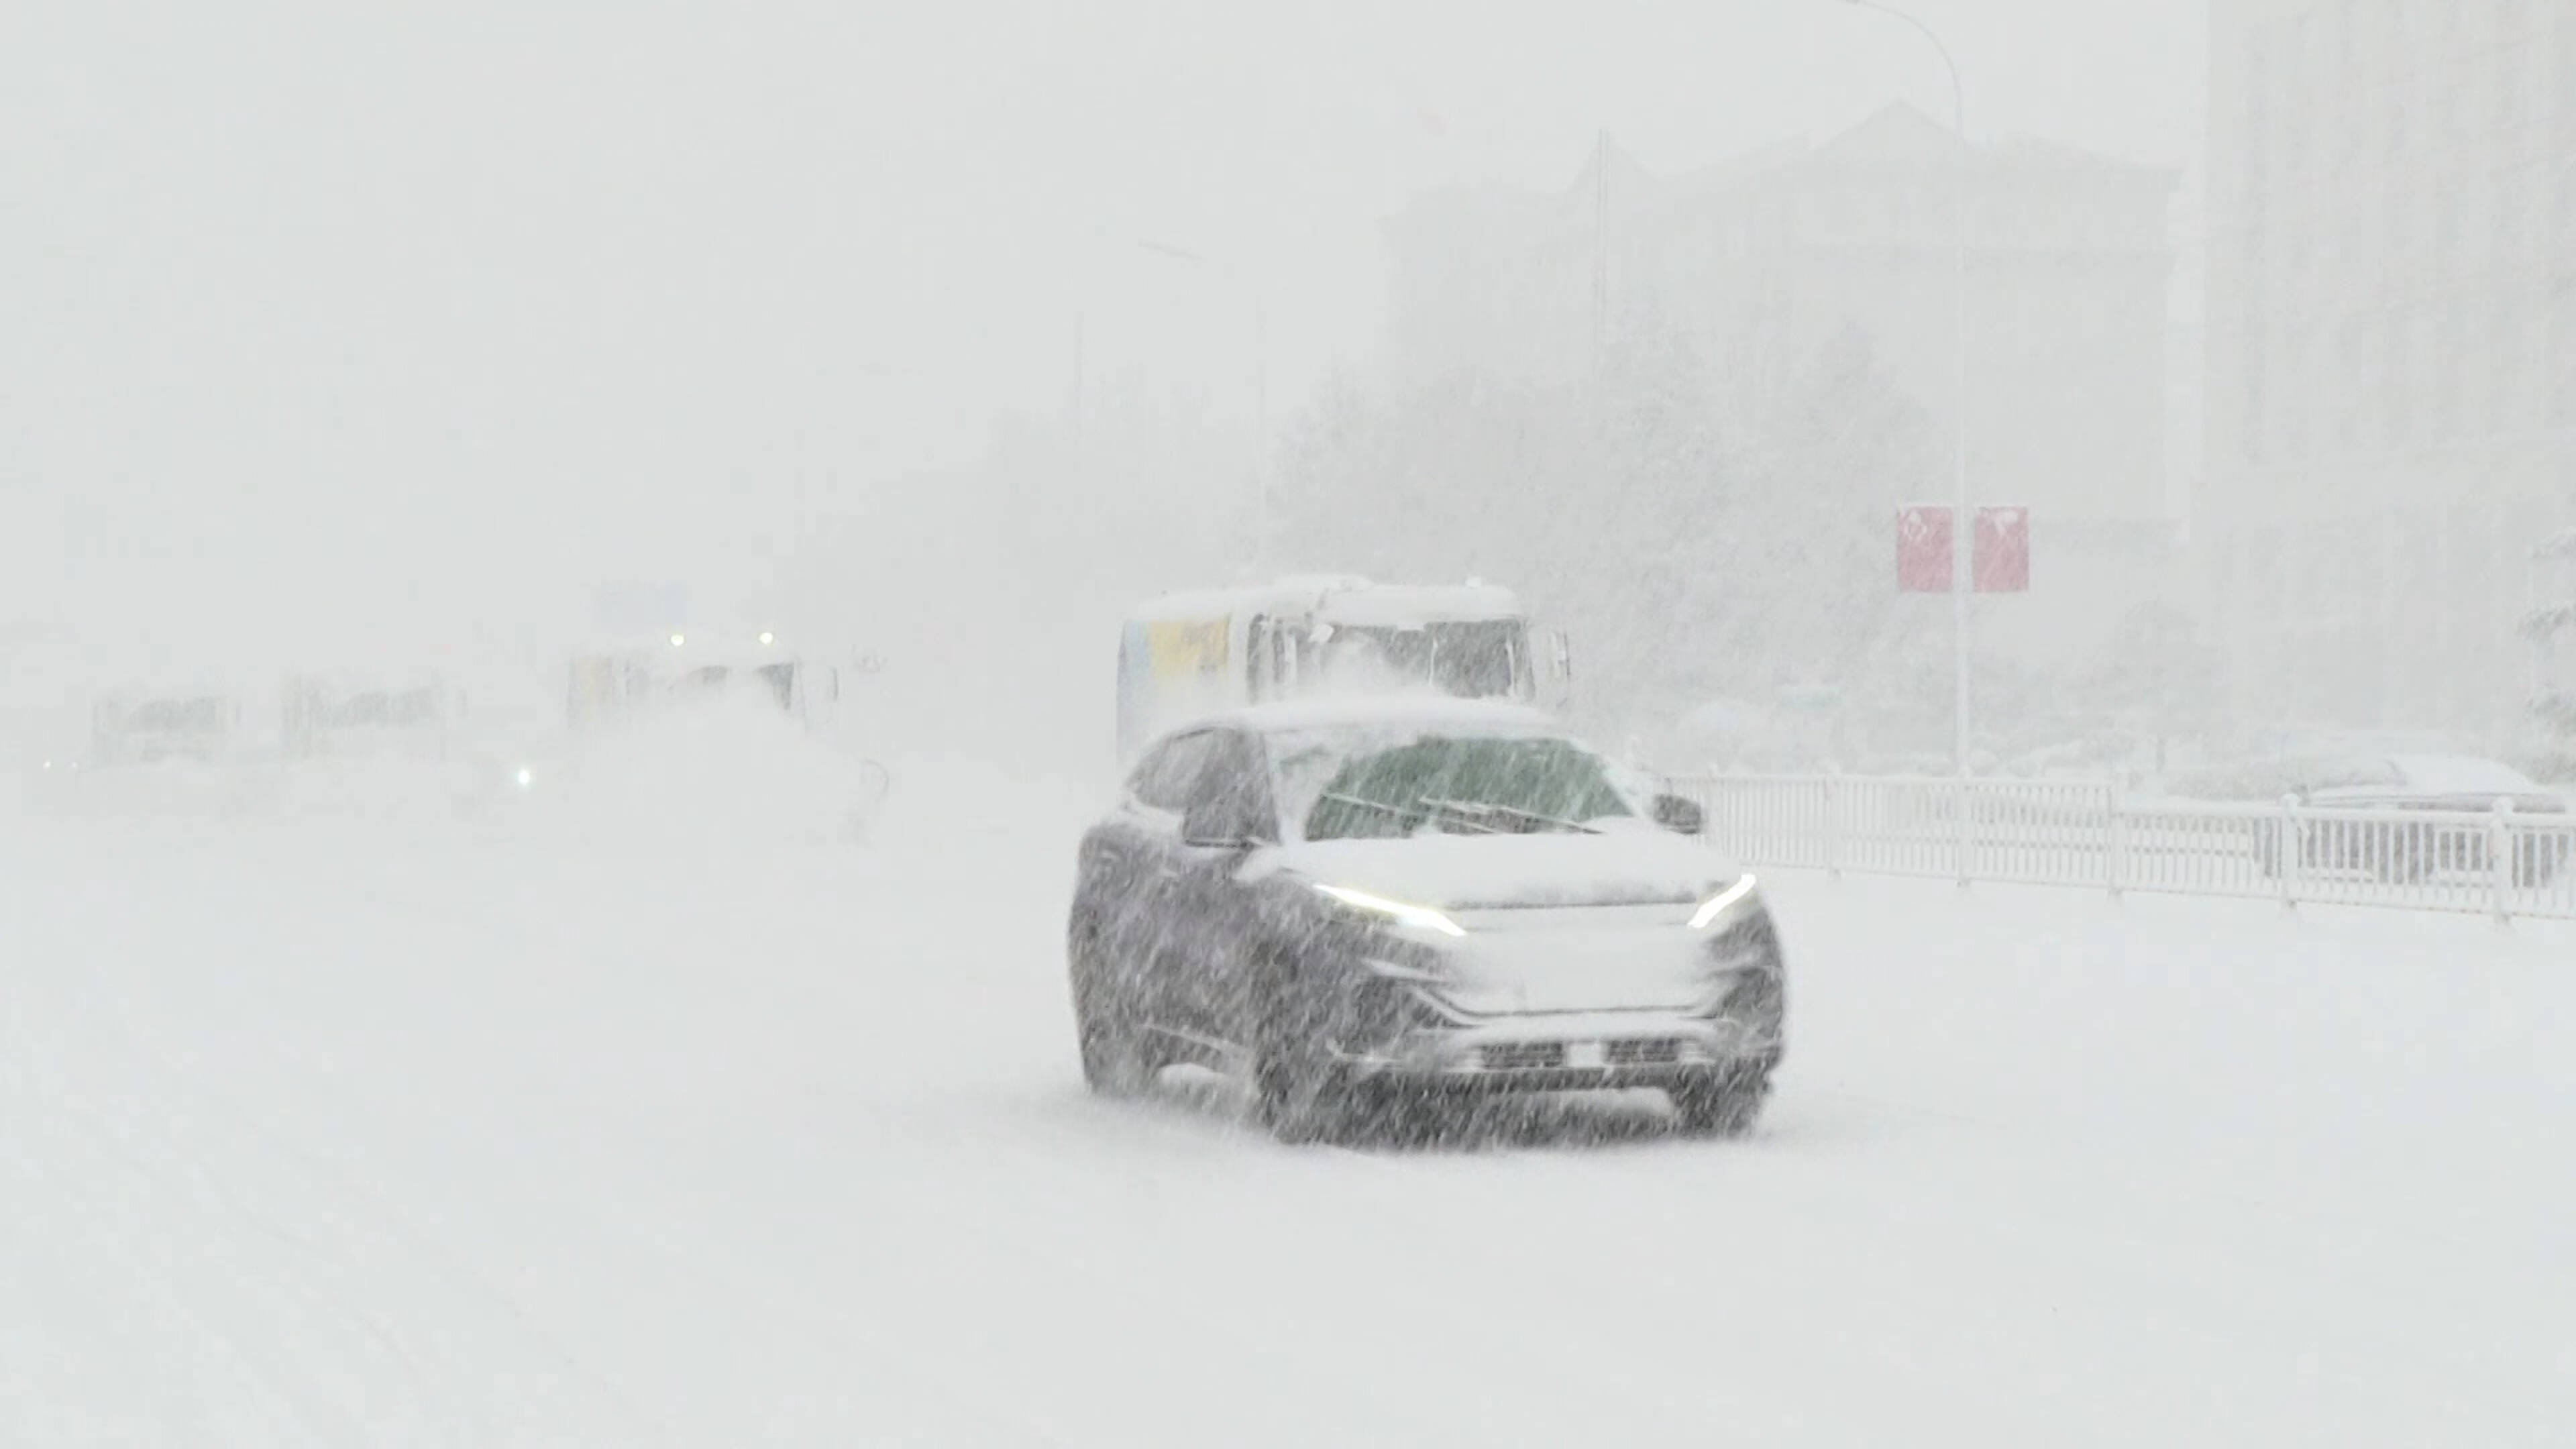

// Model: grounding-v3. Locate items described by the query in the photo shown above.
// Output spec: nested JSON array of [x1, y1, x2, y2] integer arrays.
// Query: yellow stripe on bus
[[1146, 620, 1228, 676]]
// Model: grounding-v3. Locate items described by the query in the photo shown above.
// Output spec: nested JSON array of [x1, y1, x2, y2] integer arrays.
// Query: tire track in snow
[[1042, 1073, 2078, 1442], [585, 1201, 1085, 1448], [833, 1078, 1727, 1446], [0, 937, 673, 1448], [1, 969, 359, 1446]]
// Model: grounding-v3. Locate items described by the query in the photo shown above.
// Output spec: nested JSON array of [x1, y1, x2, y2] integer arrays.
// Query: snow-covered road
[[5, 759, 2573, 1446]]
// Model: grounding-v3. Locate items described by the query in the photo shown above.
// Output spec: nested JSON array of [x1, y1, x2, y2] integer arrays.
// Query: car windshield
[[1280, 729, 1633, 841]]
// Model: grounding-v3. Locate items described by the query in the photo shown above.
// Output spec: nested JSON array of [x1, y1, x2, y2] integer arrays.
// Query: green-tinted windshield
[[1301, 734, 1633, 841]]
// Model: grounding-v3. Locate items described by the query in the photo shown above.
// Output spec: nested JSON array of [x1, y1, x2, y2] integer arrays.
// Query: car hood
[[1252, 826, 1743, 910]]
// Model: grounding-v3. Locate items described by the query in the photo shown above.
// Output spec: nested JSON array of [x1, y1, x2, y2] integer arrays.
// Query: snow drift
[[511, 693, 893, 851]]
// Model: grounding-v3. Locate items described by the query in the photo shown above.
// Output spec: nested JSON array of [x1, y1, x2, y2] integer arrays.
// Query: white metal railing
[[1680, 774, 2576, 922]]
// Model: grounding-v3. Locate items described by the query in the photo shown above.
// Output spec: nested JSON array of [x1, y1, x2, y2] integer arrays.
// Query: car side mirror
[[1651, 793, 1705, 837]]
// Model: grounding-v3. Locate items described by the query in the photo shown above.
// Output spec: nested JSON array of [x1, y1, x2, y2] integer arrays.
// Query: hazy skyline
[[4, 1, 2202, 657]]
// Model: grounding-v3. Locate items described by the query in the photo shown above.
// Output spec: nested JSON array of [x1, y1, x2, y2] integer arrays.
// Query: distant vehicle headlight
[[1311, 883, 1467, 938], [1689, 873, 1760, 930], [513, 766, 535, 790]]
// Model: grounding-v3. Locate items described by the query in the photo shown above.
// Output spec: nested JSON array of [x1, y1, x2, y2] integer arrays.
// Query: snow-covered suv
[[1067, 698, 1786, 1144]]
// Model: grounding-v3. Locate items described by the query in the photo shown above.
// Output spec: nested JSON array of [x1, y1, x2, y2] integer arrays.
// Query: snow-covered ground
[[3, 731, 2572, 1446]]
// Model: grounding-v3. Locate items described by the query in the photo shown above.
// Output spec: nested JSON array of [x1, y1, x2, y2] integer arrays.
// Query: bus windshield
[[1313, 620, 1524, 700]]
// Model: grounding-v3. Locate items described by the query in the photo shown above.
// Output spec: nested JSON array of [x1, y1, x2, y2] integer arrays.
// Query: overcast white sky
[[3, 0, 2202, 659]]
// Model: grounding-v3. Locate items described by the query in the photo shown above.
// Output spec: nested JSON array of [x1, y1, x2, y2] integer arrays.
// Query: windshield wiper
[[1415, 798, 1602, 835], [1318, 792, 1505, 835], [1318, 792, 1426, 826]]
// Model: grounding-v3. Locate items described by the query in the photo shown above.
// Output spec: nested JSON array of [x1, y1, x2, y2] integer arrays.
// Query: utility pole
[[1070, 311, 1086, 441], [1591, 129, 1611, 370], [1252, 298, 1270, 567], [1843, 0, 1973, 777]]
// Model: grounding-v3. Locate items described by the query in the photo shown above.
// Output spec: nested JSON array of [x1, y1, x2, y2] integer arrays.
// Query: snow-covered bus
[[1116, 576, 1570, 762], [566, 629, 845, 733], [89, 682, 246, 767], [280, 667, 464, 761]]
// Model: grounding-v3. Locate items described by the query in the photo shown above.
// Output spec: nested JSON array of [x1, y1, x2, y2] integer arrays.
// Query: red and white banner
[[1974, 506, 2030, 593], [1896, 504, 1953, 592], [1896, 505, 2030, 593]]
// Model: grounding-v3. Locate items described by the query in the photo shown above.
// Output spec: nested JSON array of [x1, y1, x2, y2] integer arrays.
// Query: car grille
[[1472, 1040, 1687, 1072], [1605, 1038, 1683, 1067], [1478, 1042, 1566, 1072]]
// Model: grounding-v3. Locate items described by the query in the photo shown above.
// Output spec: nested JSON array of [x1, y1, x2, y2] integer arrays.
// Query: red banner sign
[[1975, 506, 2030, 593], [1897, 505, 2030, 592], [1896, 505, 1953, 592]]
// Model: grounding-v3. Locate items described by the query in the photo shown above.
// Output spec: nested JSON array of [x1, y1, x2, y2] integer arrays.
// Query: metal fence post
[[1823, 776, 1843, 878], [1955, 776, 1973, 887], [2106, 782, 2127, 900], [2491, 799, 2514, 926], [2278, 793, 2301, 910], [1671, 772, 2571, 924]]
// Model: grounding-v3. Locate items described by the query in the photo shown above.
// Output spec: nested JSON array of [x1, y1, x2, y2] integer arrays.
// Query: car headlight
[[1311, 883, 1467, 938], [1688, 873, 1760, 930]]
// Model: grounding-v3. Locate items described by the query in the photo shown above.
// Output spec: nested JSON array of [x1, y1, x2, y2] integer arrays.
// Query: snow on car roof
[[2383, 755, 2543, 793], [286, 665, 453, 689], [98, 674, 245, 702]]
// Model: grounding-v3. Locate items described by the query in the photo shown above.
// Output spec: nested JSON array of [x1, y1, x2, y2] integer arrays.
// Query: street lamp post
[[1843, 0, 1973, 778]]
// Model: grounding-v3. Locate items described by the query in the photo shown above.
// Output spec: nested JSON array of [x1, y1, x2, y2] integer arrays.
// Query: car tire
[[1669, 1070, 1768, 1138], [1251, 1034, 1367, 1145], [1076, 996, 1152, 1097], [1360, 1079, 1446, 1148], [1246, 952, 1366, 1145], [1070, 911, 1152, 1097]]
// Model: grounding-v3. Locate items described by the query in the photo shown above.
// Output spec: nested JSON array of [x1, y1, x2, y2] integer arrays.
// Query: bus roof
[[1124, 578, 1525, 628]]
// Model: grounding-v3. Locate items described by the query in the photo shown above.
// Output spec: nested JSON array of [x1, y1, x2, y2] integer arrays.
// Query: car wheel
[[1076, 997, 1152, 1096], [1669, 1069, 1768, 1138], [1246, 954, 1364, 1145], [1070, 912, 1152, 1097], [1356, 1078, 1446, 1148], [1251, 1036, 1364, 1145]]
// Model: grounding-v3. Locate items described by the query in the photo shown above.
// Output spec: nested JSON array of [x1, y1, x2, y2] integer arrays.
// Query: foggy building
[[2201, 0, 2576, 741], [1382, 104, 2182, 676]]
